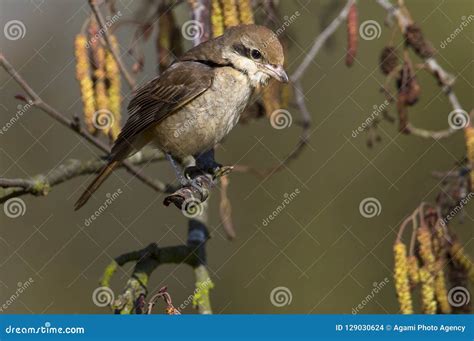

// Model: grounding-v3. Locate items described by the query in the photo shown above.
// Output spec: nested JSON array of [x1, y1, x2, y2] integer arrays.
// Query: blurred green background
[[0, 0, 472, 314]]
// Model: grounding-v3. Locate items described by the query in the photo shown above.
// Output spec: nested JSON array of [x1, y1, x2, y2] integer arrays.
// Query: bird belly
[[153, 67, 251, 158]]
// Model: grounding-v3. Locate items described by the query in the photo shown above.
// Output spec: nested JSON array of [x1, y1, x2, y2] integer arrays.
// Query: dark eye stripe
[[233, 43, 250, 58]]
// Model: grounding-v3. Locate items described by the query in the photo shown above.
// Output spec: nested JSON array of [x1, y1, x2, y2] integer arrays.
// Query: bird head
[[220, 25, 288, 87]]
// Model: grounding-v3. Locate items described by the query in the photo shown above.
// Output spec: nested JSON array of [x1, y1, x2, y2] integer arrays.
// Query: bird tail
[[74, 161, 119, 211]]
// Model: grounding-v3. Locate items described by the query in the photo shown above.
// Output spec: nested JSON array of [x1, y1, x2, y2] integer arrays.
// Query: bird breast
[[153, 66, 252, 158]]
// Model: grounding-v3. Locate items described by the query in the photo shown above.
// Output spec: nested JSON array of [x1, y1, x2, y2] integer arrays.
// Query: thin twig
[[291, 0, 355, 82], [0, 53, 170, 197], [0, 148, 168, 203], [376, 0, 466, 139], [88, 0, 136, 89]]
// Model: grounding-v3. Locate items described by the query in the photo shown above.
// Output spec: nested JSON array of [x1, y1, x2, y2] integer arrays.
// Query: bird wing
[[110, 61, 214, 159]]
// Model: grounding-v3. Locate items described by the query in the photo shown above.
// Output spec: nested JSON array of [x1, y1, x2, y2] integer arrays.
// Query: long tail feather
[[74, 161, 119, 210]]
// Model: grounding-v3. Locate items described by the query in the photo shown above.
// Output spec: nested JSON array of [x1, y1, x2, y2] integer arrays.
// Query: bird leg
[[166, 153, 188, 186], [163, 150, 232, 211], [166, 153, 209, 200], [184, 149, 233, 180]]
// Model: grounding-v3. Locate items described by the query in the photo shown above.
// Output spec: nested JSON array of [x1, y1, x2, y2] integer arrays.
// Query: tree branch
[[376, 0, 468, 139], [0, 148, 169, 203], [0, 53, 170, 199]]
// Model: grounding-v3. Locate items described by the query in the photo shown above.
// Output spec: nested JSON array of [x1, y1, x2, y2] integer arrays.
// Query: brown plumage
[[75, 25, 287, 210]]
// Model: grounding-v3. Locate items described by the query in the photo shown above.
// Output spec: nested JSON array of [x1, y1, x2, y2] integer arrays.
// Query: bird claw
[[183, 165, 233, 181], [212, 165, 233, 179], [184, 166, 206, 180]]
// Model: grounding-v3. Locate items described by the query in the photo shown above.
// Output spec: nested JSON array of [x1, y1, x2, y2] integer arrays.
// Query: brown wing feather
[[110, 61, 214, 160], [74, 61, 214, 210]]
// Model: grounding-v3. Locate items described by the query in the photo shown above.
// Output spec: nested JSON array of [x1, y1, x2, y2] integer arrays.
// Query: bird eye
[[250, 49, 262, 60]]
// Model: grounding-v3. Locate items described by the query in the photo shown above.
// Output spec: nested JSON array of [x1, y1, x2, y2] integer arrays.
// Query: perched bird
[[74, 24, 288, 210]]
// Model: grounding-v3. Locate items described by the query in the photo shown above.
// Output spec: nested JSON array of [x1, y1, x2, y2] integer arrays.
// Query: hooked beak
[[263, 64, 289, 83]]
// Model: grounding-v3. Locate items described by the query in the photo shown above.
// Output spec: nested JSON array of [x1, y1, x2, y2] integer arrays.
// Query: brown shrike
[[75, 24, 288, 210]]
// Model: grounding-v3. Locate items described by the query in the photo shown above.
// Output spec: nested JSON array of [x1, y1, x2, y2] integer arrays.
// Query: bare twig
[[0, 53, 170, 199], [291, 0, 355, 82], [88, 0, 136, 89], [0, 149, 168, 203], [376, 0, 466, 139]]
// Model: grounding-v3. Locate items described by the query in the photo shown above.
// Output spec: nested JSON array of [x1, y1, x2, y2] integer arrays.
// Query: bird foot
[[184, 165, 233, 181]]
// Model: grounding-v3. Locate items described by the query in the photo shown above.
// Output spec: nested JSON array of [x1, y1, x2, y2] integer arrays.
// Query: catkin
[[211, 0, 225, 37], [93, 43, 109, 135], [417, 226, 436, 272], [237, 0, 254, 25], [419, 267, 437, 314], [222, 0, 239, 28], [434, 267, 451, 314], [75, 34, 96, 134], [105, 35, 121, 141], [407, 255, 420, 285], [451, 241, 474, 281], [393, 242, 414, 314], [465, 126, 474, 191]]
